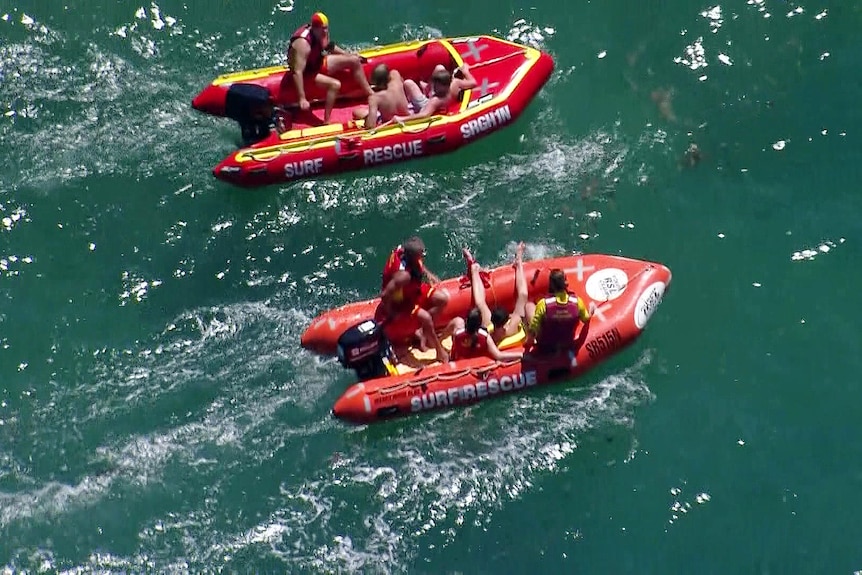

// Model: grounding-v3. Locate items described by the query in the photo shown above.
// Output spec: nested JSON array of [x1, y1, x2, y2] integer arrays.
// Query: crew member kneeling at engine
[[376, 236, 450, 363], [450, 308, 523, 362], [524, 269, 596, 355]]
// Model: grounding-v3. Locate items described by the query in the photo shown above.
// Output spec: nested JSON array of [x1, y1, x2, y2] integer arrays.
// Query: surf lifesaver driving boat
[[300, 254, 672, 424], [192, 35, 554, 187]]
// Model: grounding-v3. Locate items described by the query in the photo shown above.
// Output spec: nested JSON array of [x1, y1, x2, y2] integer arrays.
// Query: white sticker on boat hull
[[585, 268, 628, 302], [634, 281, 666, 329]]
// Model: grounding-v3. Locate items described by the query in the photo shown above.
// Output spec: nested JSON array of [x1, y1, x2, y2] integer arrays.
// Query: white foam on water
[[666, 483, 713, 528], [675, 36, 707, 70], [701, 5, 723, 32], [272, 0, 295, 13], [2, 299, 338, 550], [22, 349, 653, 573], [2, 548, 57, 574], [503, 17, 555, 49], [0, 34, 200, 190], [0, 473, 116, 528], [1, 206, 27, 232], [170, 352, 655, 573], [0, 6, 256, 195], [791, 238, 844, 261]]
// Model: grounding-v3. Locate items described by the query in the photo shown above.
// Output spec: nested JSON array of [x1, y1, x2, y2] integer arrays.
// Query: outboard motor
[[336, 319, 396, 381], [225, 83, 280, 146]]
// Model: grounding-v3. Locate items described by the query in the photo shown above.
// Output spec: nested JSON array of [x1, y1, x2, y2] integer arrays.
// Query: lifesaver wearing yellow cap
[[310, 11, 329, 28]]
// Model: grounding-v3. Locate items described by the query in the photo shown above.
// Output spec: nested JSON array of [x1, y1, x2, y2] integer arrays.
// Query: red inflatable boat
[[192, 35, 554, 187], [300, 254, 672, 424]]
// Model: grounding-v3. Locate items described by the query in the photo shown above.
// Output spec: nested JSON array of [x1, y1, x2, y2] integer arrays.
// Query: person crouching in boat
[[376, 237, 450, 363], [393, 63, 477, 123], [352, 64, 410, 129], [286, 11, 373, 124], [449, 308, 523, 362], [461, 242, 529, 348], [524, 269, 596, 357]]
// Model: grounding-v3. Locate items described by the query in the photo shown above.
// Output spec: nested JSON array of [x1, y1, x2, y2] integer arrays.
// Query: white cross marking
[[591, 302, 612, 323], [465, 40, 489, 61], [571, 258, 595, 282], [477, 77, 500, 97]]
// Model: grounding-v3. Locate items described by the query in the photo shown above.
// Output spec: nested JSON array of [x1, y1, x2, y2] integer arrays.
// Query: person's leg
[[462, 248, 492, 327], [425, 288, 449, 319], [523, 302, 536, 327], [507, 242, 528, 337], [325, 54, 373, 97], [313, 73, 341, 123], [402, 79, 422, 100], [412, 285, 448, 352], [352, 106, 369, 121], [416, 308, 447, 363], [442, 317, 464, 339]]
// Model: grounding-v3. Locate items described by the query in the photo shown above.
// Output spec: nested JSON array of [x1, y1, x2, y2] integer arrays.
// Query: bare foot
[[462, 247, 475, 266], [436, 349, 450, 363], [414, 328, 429, 352], [514, 241, 525, 266]]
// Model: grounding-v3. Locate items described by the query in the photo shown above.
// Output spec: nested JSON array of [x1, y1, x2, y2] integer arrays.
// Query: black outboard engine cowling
[[225, 83, 277, 146], [337, 319, 395, 381]]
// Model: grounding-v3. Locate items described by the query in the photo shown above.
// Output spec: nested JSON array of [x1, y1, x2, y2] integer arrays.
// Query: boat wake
[[193, 350, 655, 574], [2, 313, 653, 573]]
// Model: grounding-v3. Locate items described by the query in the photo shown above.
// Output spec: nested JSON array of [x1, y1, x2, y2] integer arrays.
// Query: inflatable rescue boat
[[192, 35, 554, 187], [300, 254, 672, 424]]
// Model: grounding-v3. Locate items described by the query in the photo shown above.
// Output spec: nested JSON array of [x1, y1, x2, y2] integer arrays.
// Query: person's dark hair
[[549, 268, 568, 293], [402, 236, 425, 261], [465, 308, 482, 348], [490, 307, 509, 329]]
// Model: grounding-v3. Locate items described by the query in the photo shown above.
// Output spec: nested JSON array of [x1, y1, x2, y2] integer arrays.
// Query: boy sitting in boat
[[394, 63, 478, 123], [376, 236, 450, 363], [524, 269, 596, 356], [352, 64, 411, 129]]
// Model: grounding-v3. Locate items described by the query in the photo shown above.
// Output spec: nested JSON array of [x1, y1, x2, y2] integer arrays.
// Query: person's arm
[[486, 337, 523, 361], [364, 95, 379, 129], [393, 97, 441, 123], [454, 62, 478, 92], [573, 312, 591, 352], [288, 40, 311, 107], [572, 300, 597, 352], [328, 42, 348, 55], [423, 267, 442, 285], [524, 298, 546, 350], [576, 298, 596, 323], [328, 42, 368, 63], [379, 271, 409, 317]]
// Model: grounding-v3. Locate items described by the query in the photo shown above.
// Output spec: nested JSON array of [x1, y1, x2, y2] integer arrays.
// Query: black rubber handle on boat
[[338, 152, 360, 161], [426, 134, 446, 145]]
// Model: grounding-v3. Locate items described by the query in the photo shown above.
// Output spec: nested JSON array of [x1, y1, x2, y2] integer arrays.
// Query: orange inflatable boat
[[300, 254, 672, 424]]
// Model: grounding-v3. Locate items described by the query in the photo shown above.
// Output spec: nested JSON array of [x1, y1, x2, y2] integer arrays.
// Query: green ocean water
[[2, 0, 861, 572]]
